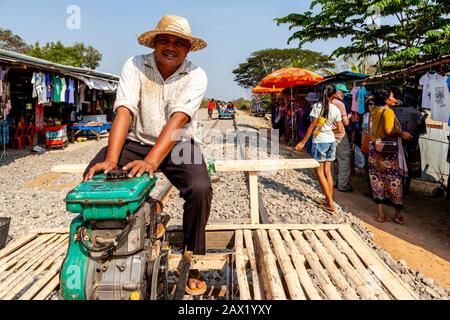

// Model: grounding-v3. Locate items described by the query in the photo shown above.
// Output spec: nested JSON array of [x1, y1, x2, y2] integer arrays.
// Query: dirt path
[[247, 111, 450, 290], [333, 176, 450, 289]]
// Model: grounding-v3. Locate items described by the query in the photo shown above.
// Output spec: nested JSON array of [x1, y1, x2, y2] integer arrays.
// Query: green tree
[[232, 48, 334, 89], [0, 28, 30, 53], [275, 0, 450, 72], [26, 41, 102, 69]]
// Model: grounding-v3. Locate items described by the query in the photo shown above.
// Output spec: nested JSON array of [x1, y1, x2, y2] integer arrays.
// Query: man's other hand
[[83, 160, 118, 182], [123, 160, 155, 178]]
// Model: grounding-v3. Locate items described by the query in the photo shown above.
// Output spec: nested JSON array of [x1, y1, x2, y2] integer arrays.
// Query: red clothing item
[[208, 101, 216, 110]]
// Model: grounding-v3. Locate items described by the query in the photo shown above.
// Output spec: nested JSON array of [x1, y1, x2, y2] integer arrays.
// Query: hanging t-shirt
[[429, 77, 450, 122], [351, 85, 359, 112], [79, 83, 86, 103], [419, 72, 446, 109], [68, 78, 75, 104], [31, 72, 47, 104], [53, 76, 62, 103], [45, 74, 52, 100], [60, 77, 67, 103], [310, 102, 342, 144], [356, 86, 368, 114]]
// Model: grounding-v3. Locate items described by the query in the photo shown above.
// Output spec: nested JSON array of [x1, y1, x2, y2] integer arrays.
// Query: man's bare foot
[[186, 270, 207, 295]]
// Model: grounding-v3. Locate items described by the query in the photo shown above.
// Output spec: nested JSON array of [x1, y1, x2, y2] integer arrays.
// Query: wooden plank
[[338, 228, 417, 300], [18, 256, 64, 300], [253, 231, 273, 300], [50, 164, 87, 174], [174, 251, 192, 300], [291, 230, 342, 300], [168, 253, 228, 271], [234, 230, 251, 300], [37, 228, 69, 235], [155, 181, 175, 204], [2, 243, 67, 300], [304, 230, 358, 300], [314, 230, 378, 300], [280, 230, 322, 300], [0, 234, 38, 260], [167, 224, 348, 232], [0, 235, 67, 296], [268, 229, 305, 300], [248, 171, 259, 224], [0, 234, 57, 275], [33, 273, 60, 300], [215, 159, 319, 172], [255, 229, 286, 300], [328, 230, 389, 300], [243, 230, 262, 300], [167, 230, 235, 250]]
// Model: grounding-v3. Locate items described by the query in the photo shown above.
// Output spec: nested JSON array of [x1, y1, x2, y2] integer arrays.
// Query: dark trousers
[[84, 139, 213, 255]]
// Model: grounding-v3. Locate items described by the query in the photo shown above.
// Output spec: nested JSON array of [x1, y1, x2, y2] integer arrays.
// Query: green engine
[[60, 171, 169, 300]]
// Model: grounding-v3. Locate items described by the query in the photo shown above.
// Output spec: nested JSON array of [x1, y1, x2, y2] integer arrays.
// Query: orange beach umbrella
[[260, 68, 324, 89], [252, 85, 283, 94]]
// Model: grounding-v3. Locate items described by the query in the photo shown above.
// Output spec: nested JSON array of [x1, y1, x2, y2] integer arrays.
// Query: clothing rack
[[0, 119, 9, 163]]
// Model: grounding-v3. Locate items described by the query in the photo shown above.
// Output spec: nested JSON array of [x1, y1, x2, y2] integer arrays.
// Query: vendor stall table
[[70, 123, 112, 141]]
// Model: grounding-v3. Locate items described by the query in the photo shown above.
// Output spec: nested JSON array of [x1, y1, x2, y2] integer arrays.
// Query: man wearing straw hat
[[83, 15, 211, 295]]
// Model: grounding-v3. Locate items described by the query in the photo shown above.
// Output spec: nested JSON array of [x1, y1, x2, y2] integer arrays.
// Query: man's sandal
[[393, 217, 405, 225], [375, 216, 390, 223], [185, 271, 207, 296]]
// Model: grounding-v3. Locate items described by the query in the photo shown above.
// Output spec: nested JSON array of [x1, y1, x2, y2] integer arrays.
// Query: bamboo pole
[[304, 230, 358, 300], [268, 229, 305, 300], [291, 230, 342, 300], [256, 229, 286, 300], [243, 230, 262, 300], [280, 229, 322, 300], [234, 230, 251, 300], [314, 230, 377, 300]]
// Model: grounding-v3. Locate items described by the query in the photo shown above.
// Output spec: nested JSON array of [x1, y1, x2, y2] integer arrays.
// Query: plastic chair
[[25, 124, 36, 150], [13, 126, 25, 149]]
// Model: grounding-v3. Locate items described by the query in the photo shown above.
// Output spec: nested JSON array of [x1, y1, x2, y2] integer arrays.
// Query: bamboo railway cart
[[0, 159, 418, 300]]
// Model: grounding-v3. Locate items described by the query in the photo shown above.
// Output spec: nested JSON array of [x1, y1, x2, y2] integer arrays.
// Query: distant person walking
[[295, 85, 344, 214], [208, 99, 216, 120]]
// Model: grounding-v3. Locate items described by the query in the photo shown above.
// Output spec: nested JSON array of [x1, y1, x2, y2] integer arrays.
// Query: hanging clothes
[[429, 76, 450, 122], [419, 72, 443, 109], [79, 82, 86, 103], [0, 67, 9, 97], [53, 76, 62, 103], [351, 85, 359, 112], [60, 77, 67, 103], [31, 72, 47, 104], [45, 74, 52, 101], [356, 85, 368, 114], [35, 102, 45, 132], [3, 99, 12, 118], [68, 78, 75, 104]]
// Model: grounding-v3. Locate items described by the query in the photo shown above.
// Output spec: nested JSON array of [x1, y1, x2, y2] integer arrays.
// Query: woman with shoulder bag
[[295, 85, 344, 214], [368, 89, 413, 224]]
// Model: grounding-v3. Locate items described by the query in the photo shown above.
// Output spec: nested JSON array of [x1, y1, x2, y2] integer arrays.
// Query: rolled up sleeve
[[113, 56, 141, 118], [169, 67, 208, 120]]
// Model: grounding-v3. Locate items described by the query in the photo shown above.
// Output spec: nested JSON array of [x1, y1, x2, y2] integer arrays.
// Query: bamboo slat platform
[[0, 230, 68, 300], [233, 225, 418, 300], [0, 224, 418, 300]]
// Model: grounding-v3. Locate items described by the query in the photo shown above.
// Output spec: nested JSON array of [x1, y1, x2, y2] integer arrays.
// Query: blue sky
[[0, 0, 348, 100]]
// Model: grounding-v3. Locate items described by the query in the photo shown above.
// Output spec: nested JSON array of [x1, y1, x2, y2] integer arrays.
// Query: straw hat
[[138, 15, 207, 52]]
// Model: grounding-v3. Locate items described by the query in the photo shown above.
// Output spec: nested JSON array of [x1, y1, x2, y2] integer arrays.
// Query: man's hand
[[123, 160, 155, 178], [295, 141, 306, 152], [84, 160, 117, 182]]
